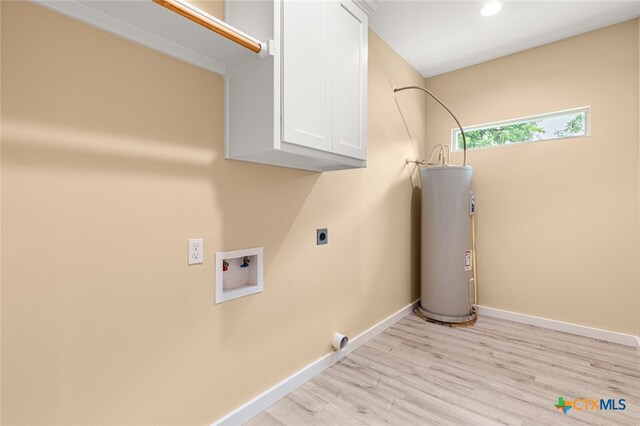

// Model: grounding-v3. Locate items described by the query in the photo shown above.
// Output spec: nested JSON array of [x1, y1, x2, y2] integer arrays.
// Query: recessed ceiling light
[[478, 2, 503, 17]]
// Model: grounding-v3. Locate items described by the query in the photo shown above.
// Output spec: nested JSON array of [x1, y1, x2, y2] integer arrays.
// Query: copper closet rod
[[153, 0, 263, 54]]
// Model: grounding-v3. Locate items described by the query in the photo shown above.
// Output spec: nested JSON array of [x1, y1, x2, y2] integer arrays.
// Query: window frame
[[450, 106, 591, 151]]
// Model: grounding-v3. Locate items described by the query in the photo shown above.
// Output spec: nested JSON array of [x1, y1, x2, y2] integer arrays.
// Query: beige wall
[[0, 3, 425, 424], [425, 20, 640, 335]]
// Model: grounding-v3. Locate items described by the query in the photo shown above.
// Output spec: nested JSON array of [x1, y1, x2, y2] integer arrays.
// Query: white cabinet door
[[331, 1, 367, 160], [225, 0, 374, 171], [282, 1, 333, 152]]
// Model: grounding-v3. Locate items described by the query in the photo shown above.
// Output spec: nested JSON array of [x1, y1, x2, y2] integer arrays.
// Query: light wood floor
[[246, 313, 640, 425]]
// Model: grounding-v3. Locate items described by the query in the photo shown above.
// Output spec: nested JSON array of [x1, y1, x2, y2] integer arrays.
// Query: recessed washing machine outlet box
[[317, 228, 328, 245], [215, 247, 263, 304]]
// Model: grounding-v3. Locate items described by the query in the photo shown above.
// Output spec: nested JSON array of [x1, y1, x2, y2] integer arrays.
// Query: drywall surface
[[0, 3, 424, 424], [425, 20, 640, 335]]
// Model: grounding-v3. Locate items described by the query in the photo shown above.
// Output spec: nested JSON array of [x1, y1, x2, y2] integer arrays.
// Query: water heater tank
[[419, 165, 476, 323]]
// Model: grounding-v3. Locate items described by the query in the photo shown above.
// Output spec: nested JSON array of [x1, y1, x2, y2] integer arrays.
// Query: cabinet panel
[[332, 1, 367, 160], [282, 1, 332, 152]]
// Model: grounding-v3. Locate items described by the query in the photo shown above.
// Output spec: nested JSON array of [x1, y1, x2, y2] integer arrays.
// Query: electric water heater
[[419, 165, 476, 323]]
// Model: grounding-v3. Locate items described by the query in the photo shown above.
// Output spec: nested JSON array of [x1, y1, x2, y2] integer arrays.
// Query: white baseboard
[[211, 300, 419, 426], [476, 305, 638, 347], [636, 336, 640, 356]]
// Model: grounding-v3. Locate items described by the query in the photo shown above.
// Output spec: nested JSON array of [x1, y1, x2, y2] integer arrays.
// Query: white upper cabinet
[[225, 0, 377, 172]]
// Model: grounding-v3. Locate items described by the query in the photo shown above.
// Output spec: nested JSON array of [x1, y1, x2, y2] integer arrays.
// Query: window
[[451, 107, 590, 151]]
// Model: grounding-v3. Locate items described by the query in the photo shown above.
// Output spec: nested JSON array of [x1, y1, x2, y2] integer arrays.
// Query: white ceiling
[[369, 1, 640, 77]]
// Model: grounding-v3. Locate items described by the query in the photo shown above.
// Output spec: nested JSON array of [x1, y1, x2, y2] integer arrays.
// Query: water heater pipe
[[427, 144, 450, 166], [394, 86, 467, 167]]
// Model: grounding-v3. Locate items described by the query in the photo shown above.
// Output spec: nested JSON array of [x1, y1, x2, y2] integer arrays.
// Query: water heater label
[[469, 191, 476, 216], [464, 250, 472, 271]]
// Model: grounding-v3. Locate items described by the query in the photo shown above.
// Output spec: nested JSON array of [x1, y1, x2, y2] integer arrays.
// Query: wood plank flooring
[[246, 314, 640, 425]]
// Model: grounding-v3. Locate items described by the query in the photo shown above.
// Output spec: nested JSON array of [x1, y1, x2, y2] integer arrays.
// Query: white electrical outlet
[[188, 238, 204, 265]]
